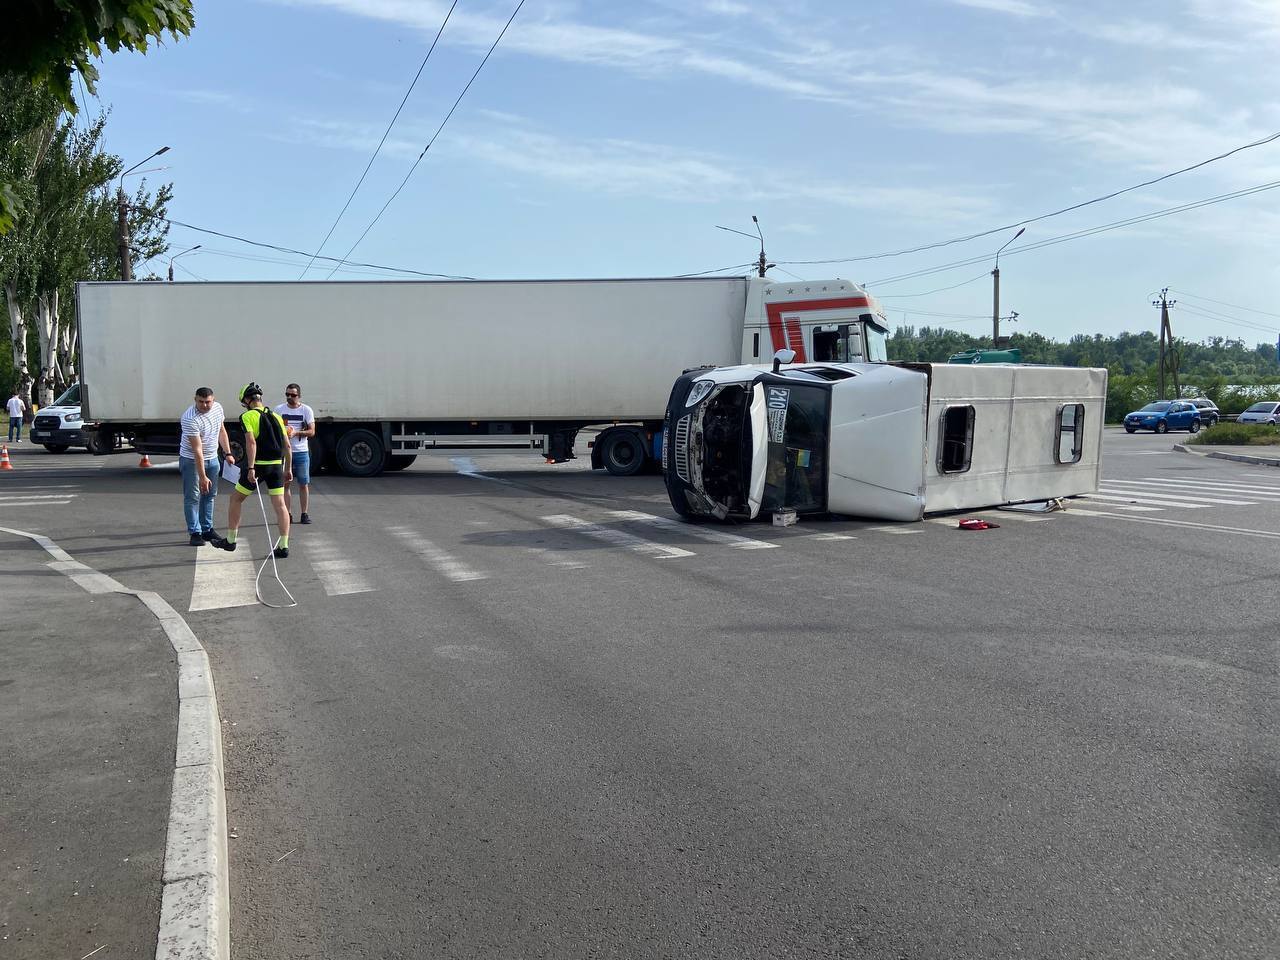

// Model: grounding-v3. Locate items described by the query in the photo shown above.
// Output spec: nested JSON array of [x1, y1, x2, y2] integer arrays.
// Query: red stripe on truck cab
[[765, 296, 869, 360]]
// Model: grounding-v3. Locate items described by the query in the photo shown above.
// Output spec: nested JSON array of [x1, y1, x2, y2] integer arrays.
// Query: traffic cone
[[0, 445, 12, 470], [138, 452, 152, 468]]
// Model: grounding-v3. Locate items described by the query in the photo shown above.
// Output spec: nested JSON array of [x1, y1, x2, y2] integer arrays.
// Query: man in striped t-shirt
[[180, 387, 234, 546]]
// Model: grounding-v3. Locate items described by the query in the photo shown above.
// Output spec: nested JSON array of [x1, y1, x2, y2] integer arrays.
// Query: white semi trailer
[[75, 277, 889, 476]]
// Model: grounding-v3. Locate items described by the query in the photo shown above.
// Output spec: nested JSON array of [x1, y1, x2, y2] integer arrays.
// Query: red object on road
[[958, 518, 1000, 530]]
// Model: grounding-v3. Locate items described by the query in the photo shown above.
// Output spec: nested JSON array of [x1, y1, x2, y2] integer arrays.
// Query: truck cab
[[30, 382, 87, 453], [740, 279, 889, 365]]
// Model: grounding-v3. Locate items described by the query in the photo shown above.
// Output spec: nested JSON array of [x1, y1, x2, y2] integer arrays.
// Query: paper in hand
[[221, 461, 241, 487]]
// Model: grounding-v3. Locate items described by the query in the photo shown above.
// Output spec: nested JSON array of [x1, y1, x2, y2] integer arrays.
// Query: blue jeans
[[291, 451, 310, 486], [180, 455, 221, 534], [7, 417, 20, 442]]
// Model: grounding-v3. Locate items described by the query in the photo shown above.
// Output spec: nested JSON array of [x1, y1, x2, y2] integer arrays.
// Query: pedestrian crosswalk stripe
[[1087, 502, 1162, 512], [0, 495, 76, 503], [1109, 477, 1280, 498], [190, 541, 258, 612], [857, 524, 922, 535], [1067, 507, 1280, 540], [1096, 486, 1254, 506], [608, 510, 778, 549], [805, 532, 856, 540], [543, 514, 695, 559], [307, 533, 376, 595], [387, 526, 487, 582], [1086, 492, 1210, 508]]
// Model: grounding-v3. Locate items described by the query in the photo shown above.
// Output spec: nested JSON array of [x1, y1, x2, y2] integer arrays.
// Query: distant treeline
[[888, 326, 1280, 420]]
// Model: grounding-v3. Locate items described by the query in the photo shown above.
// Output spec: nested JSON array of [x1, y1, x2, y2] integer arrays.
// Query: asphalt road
[[3, 430, 1278, 959]]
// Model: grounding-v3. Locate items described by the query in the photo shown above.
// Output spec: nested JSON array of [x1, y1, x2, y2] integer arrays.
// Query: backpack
[[245, 406, 287, 461]]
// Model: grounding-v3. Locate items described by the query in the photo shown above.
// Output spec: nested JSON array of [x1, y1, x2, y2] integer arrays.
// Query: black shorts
[[236, 463, 285, 496]]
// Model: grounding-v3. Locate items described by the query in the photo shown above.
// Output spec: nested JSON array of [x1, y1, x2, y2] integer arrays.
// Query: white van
[[663, 360, 1106, 522], [30, 383, 87, 453]]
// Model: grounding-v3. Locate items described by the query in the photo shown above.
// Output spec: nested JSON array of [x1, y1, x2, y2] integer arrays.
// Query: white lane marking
[[1083, 492, 1209, 509], [525, 546, 587, 570], [1084, 502, 1162, 513], [806, 532, 856, 541], [0, 492, 79, 500], [190, 541, 259, 611], [1097, 486, 1253, 506], [542, 514, 695, 559], [608, 510, 778, 550], [450, 456, 511, 485], [858, 524, 921, 535], [1113, 477, 1280, 497], [388, 526, 487, 581], [307, 533, 376, 596], [0, 498, 74, 506], [1067, 507, 1280, 540]]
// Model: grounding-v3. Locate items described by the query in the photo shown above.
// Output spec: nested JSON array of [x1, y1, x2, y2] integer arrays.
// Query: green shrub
[[1186, 423, 1280, 445]]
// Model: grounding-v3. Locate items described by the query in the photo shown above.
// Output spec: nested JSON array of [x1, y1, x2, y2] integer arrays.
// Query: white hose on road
[[251, 479, 297, 609]]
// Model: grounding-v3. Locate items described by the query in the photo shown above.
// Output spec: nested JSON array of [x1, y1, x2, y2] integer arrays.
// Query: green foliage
[[0, 2, 192, 234], [889, 325, 1280, 421], [1186, 423, 1280, 446], [1, 72, 171, 391], [3, 1, 194, 112]]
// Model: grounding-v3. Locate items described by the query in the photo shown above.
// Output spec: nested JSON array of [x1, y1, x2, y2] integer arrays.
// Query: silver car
[[1236, 401, 1280, 424]]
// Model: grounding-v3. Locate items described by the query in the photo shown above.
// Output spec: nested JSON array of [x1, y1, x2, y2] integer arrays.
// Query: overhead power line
[[876, 272, 991, 299], [298, 0, 460, 279], [865, 178, 1280, 288], [779, 129, 1280, 267], [161, 216, 475, 279], [1173, 301, 1280, 335], [1169, 288, 1280, 321], [323, 0, 526, 280], [674, 262, 756, 278]]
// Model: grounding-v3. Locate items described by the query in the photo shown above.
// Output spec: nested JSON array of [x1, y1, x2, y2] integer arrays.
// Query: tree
[[1, 75, 171, 404], [0, 1, 194, 233]]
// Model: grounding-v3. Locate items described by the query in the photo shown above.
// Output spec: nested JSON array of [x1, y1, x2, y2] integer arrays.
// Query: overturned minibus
[[663, 359, 1106, 523]]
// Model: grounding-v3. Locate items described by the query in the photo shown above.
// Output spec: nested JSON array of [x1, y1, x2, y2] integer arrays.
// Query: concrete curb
[[0, 526, 229, 960], [1173, 443, 1280, 467]]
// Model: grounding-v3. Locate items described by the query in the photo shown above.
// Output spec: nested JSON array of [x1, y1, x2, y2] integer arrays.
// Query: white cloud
[[948, 0, 1055, 16]]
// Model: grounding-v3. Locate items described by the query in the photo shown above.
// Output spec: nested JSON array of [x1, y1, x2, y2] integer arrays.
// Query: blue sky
[[88, 0, 1280, 346]]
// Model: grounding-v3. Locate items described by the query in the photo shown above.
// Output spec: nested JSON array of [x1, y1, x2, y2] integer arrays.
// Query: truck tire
[[335, 428, 385, 477], [600, 428, 648, 477], [85, 429, 115, 455], [43, 444, 70, 454], [385, 454, 417, 471], [307, 435, 326, 474]]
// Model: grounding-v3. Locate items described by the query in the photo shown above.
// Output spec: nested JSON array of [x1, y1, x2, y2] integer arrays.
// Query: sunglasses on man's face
[[285, 393, 299, 398]]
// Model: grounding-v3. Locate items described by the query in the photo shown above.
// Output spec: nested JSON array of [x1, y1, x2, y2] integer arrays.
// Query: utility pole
[[116, 146, 170, 282], [992, 227, 1025, 347], [117, 187, 133, 281], [1152, 288, 1179, 399]]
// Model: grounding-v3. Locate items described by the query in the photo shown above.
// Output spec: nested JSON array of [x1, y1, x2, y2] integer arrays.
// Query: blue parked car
[[1123, 400, 1201, 434]]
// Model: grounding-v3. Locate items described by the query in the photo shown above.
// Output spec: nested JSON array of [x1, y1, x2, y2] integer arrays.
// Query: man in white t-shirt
[[179, 387, 234, 546], [7, 388, 28, 443], [275, 382, 315, 524]]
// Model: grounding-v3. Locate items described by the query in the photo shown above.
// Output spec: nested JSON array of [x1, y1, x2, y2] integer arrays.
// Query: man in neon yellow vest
[[212, 383, 294, 558]]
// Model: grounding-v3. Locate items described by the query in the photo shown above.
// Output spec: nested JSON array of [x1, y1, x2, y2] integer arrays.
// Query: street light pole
[[992, 226, 1025, 348], [168, 244, 201, 281], [117, 146, 170, 280]]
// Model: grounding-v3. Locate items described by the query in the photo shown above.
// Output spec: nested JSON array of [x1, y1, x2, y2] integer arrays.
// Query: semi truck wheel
[[335, 429, 385, 477], [385, 454, 417, 471], [601, 428, 647, 477]]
